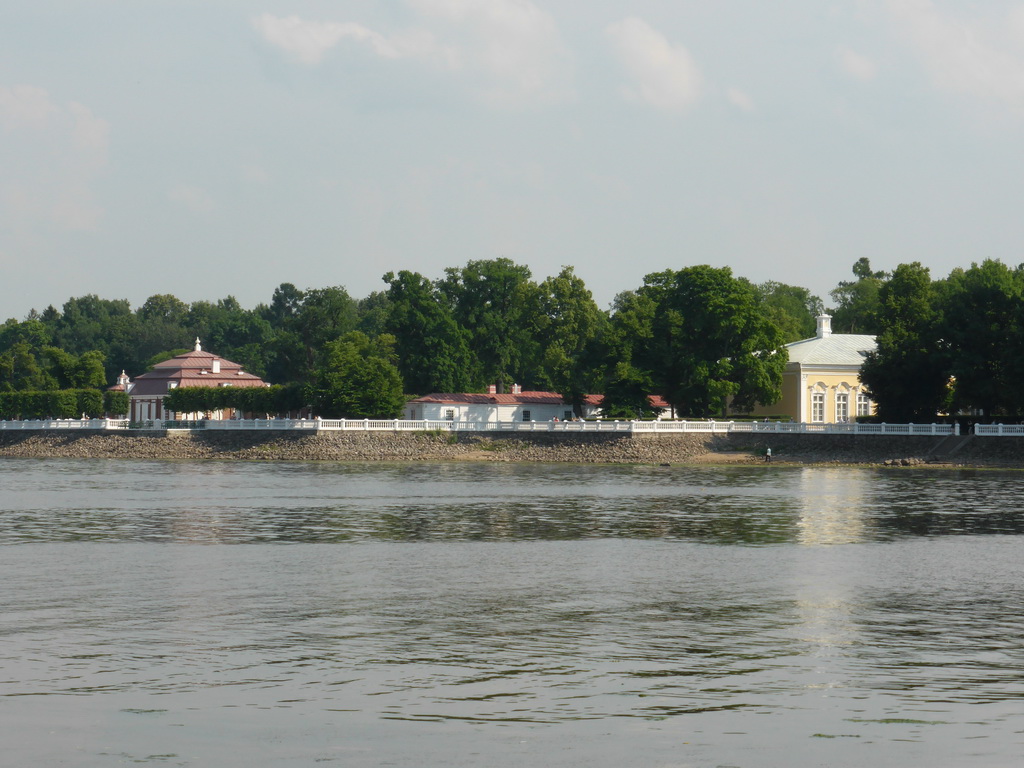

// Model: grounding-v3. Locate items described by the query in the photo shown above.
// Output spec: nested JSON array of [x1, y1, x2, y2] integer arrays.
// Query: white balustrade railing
[[973, 424, 1024, 436], [0, 417, 964, 435], [0, 418, 132, 430]]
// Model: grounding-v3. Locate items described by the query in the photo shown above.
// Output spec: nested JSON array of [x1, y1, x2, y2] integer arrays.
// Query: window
[[811, 392, 825, 423], [522, 410, 531, 421], [564, 411, 573, 421], [856, 393, 871, 416], [445, 409, 455, 421], [835, 392, 849, 423]]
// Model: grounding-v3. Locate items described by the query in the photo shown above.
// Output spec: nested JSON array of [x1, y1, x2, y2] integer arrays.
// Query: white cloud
[[168, 184, 215, 215], [837, 46, 878, 81], [0, 85, 109, 231], [727, 87, 755, 112], [252, 2, 571, 108], [252, 12, 452, 68], [606, 17, 701, 111], [887, 0, 1024, 113], [0, 85, 59, 128], [410, 0, 573, 106]]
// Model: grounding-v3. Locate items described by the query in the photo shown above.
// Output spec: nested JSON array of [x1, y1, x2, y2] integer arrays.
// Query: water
[[1, 459, 1023, 766]]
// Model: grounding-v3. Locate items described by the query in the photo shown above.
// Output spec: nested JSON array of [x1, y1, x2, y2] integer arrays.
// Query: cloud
[[410, 0, 572, 106], [727, 87, 755, 112], [0, 85, 59, 128], [606, 17, 701, 111], [251, 1, 572, 108], [837, 46, 878, 81], [251, 13, 442, 65], [0, 85, 109, 231], [886, 0, 1024, 113], [168, 184, 215, 215]]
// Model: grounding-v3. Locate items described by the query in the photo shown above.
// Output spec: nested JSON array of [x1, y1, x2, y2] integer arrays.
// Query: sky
[[3, 0, 1024, 320]]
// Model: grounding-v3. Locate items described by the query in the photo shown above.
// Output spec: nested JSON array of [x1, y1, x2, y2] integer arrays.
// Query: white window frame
[[522, 410, 531, 421], [856, 392, 871, 417], [811, 392, 825, 423], [835, 392, 849, 423], [444, 409, 455, 421]]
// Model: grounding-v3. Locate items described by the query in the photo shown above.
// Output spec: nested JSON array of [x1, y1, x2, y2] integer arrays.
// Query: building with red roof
[[581, 394, 673, 419], [405, 384, 575, 423], [404, 385, 674, 423], [114, 339, 269, 421]]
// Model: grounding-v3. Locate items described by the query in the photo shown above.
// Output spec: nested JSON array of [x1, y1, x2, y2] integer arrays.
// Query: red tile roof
[[123, 346, 268, 396], [412, 392, 672, 409], [410, 391, 567, 406], [583, 394, 671, 409]]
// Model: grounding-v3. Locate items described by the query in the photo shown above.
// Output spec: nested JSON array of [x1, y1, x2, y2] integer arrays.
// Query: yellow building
[[743, 315, 876, 423]]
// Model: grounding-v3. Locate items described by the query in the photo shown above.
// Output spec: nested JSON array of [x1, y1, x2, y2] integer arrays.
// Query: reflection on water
[[1, 459, 1024, 767], [3, 459, 1024, 545]]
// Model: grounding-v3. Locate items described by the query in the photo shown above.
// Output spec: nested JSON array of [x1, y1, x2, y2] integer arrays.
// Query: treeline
[[3, 256, 1020, 420], [860, 259, 1024, 421], [0, 260, 824, 418]]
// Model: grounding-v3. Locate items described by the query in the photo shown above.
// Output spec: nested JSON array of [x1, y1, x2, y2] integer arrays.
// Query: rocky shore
[[1, 429, 1021, 467]]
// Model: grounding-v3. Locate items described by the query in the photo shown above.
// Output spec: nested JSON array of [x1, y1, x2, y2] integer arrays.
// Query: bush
[[0, 389, 109, 419]]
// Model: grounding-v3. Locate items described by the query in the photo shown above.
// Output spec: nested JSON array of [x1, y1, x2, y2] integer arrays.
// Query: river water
[[1, 459, 1022, 767]]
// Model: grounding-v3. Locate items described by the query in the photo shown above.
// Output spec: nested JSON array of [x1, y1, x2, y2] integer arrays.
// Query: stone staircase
[[925, 434, 974, 462]]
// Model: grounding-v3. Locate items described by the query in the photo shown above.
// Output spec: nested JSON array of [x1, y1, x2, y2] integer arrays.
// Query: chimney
[[816, 315, 832, 339], [488, 384, 497, 394], [511, 383, 522, 395]]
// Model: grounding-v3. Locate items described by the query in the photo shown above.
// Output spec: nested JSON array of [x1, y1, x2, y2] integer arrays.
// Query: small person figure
[[765, 446, 772, 463]]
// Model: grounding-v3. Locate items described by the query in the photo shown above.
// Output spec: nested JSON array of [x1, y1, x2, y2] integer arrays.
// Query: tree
[[0, 341, 57, 391], [356, 291, 392, 338], [45, 295, 140, 380], [602, 362, 656, 418], [662, 267, 787, 415], [860, 262, 949, 421], [757, 281, 823, 343], [530, 266, 607, 412], [311, 332, 405, 418], [41, 348, 107, 389], [438, 258, 539, 391], [138, 294, 189, 325], [383, 270, 478, 394], [610, 266, 787, 417], [829, 258, 887, 334], [940, 260, 1024, 417]]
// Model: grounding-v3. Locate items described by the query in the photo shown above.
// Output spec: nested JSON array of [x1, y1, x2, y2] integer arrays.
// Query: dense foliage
[[6, 255, 1023, 422], [163, 384, 305, 417], [0, 389, 126, 419]]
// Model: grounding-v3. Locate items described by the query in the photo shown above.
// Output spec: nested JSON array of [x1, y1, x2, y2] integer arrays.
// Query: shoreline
[[1, 430, 1021, 468]]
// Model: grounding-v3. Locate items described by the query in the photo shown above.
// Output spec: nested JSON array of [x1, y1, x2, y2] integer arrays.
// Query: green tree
[[0, 342, 53, 391], [940, 260, 1024, 417], [530, 266, 607, 411], [860, 262, 949, 421], [602, 267, 786, 417], [829, 258, 887, 334], [383, 270, 478, 394], [757, 281, 823, 343], [356, 291, 392, 338], [438, 258, 539, 392], [312, 332, 405, 418]]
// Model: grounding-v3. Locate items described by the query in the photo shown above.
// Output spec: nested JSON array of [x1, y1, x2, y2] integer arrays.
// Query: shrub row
[[163, 384, 306, 416], [0, 390, 128, 419]]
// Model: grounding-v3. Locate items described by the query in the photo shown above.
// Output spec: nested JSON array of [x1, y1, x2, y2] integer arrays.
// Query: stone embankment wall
[[1, 429, 1021, 466]]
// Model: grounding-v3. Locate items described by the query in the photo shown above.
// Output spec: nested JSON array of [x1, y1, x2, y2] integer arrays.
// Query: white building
[[404, 385, 574, 423]]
